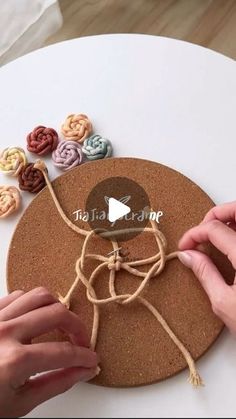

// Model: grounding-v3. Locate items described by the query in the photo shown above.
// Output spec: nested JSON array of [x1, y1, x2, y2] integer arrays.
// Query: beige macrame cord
[[34, 160, 203, 387]]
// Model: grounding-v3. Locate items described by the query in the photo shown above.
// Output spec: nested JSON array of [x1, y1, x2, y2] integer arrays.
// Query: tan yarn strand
[[108, 268, 202, 386], [137, 296, 203, 387], [34, 160, 88, 237], [34, 160, 203, 387]]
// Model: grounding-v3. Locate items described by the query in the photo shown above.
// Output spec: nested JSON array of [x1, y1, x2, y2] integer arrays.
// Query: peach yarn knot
[[0, 147, 27, 177], [0, 186, 21, 218], [61, 114, 92, 143]]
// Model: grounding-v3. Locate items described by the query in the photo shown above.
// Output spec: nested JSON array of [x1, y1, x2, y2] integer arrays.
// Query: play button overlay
[[107, 197, 131, 222], [85, 176, 150, 241]]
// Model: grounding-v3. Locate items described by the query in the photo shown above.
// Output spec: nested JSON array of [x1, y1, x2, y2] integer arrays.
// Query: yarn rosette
[[18, 163, 46, 193], [82, 134, 112, 160], [52, 140, 83, 171], [0, 147, 27, 177], [61, 114, 92, 143], [0, 186, 21, 218], [27, 126, 58, 156]]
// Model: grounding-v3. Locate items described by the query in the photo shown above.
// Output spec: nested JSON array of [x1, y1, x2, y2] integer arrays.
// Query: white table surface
[[0, 34, 235, 418]]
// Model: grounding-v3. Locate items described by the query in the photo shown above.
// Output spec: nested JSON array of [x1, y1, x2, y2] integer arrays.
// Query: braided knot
[[82, 134, 112, 160], [0, 186, 21, 218], [108, 255, 122, 271], [0, 147, 27, 177], [18, 163, 46, 193], [52, 140, 83, 171], [61, 114, 92, 143], [27, 126, 58, 156]]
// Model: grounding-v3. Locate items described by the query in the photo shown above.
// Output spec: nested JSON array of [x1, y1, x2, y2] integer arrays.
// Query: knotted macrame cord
[[34, 160, 203, 387]]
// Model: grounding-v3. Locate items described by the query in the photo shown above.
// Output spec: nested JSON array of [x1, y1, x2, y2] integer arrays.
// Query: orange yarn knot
[[61, 114, 93, 143]]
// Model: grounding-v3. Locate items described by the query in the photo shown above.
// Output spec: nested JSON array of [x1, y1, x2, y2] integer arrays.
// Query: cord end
[[188, 370, 204, 388], [34, 159, 48, 172]]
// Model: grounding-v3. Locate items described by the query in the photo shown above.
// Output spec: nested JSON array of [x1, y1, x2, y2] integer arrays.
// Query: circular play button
[[85, 176, 151, 241]]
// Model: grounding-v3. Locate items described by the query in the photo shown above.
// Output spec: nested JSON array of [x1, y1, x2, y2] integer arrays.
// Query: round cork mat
[[7, 158, 234, 387]]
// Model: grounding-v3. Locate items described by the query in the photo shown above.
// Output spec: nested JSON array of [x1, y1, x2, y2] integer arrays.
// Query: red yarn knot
[[27, 126, 59, 156]]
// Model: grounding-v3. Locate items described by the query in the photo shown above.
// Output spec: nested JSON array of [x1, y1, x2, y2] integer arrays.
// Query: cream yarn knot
[[0, 186, 21, 218], [0, 147, 27, 177], [108, 255, 122, 271], [61, 114, 93, 143]]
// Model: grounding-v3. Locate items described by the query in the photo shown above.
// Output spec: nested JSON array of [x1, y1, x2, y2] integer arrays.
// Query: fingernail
[[178, 251, 192, 268], [95, 366, 101, 376], [79, 367, 100, 382]]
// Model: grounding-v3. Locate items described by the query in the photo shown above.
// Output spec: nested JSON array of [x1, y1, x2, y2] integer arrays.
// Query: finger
[[178, 220, 236, 268], [19, 367, 98, 415], [203, 202, 236, 224], [12, 302, 90, 347], [0, 290, 24, 311], [178, 250, 229, 309], [21, 342, 98, 378], [0, 287, 56, 321]]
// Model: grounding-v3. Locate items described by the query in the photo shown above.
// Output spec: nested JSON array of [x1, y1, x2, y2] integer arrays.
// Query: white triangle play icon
[[108, 197, 131, 223]]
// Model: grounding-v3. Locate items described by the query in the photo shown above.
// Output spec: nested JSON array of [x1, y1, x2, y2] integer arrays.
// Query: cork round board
[[7, 158, 233, 387]]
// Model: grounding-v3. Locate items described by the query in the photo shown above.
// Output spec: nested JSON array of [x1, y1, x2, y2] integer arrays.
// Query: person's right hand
[[178, 201, 236, 334], [0, 287, 98, 418]]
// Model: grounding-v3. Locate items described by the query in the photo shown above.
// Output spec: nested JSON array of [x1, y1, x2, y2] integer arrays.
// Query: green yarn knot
[[82, 134, 112, 160]]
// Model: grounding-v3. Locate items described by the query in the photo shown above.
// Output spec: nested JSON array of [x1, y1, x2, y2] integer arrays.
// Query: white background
[[0, 35, 235, 418]]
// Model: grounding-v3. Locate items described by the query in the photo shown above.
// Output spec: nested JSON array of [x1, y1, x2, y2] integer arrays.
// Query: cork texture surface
[[7, 158, 234, 387]]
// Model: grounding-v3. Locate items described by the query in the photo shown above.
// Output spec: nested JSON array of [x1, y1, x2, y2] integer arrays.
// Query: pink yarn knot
[[52, 140, 83, 171]]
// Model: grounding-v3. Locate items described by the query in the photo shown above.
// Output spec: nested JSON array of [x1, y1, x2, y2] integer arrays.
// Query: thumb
[[178, 250, 229, 312]]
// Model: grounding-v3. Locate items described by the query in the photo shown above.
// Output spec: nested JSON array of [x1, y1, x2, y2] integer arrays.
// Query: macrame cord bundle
[[34, 160, 203, 387]]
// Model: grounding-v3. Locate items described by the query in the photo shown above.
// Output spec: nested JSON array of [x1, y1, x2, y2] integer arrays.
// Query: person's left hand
[[0, 287, 98, 418]]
